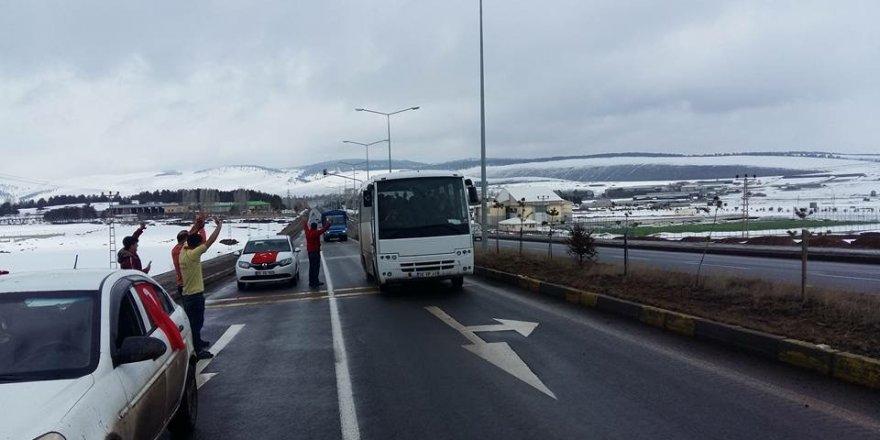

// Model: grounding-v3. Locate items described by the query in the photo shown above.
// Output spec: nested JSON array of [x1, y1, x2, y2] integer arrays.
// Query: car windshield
[[243, 239, 291, 254], [0, 291, 99, 383], [376, 177, 469, 239]]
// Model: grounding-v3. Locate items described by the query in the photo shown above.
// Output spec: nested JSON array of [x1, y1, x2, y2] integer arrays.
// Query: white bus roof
[[368, 170, 466, 183]]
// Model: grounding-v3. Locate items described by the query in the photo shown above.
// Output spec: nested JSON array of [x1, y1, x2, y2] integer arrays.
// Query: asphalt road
[[481, 237, 880, 293], [175, 237, 880, 439]]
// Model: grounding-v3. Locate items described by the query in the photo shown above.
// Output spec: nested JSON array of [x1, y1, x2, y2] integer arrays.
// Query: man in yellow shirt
[[180, 218, 223, 360]]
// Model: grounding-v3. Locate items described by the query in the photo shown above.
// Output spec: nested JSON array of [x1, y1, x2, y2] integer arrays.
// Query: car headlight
[[278, 258, 293, 266], [237, 261, 250, 269], [34, 433, 66, 440]]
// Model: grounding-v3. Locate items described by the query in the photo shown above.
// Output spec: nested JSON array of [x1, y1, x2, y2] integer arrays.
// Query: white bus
[[358, 171, 480, 289]]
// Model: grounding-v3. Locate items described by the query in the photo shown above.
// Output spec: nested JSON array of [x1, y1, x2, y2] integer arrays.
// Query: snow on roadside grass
[[0, 219, 291, 274]]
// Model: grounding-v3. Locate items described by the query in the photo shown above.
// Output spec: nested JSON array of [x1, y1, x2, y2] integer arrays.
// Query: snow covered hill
[[1, 153, 879, 202]]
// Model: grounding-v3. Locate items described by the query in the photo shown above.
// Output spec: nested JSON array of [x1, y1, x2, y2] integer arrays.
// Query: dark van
[[321, 209, 348, 242]]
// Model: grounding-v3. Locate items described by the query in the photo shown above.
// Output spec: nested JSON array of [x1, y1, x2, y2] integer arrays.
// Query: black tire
[[237, 281, 246, 291], [294, 268, 300, 283], [168, 363, 198, 435], [451, 276, 464, 290]]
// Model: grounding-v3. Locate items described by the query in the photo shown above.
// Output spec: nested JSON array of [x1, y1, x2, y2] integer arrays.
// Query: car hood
[[0, 375, 95, 438], [239, 251, 294, 264]]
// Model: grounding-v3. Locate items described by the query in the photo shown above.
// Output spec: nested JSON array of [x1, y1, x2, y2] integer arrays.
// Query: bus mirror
[[467, 185, 479, 205], [363, 188, 373, 207], [464, 178, 474, 186]]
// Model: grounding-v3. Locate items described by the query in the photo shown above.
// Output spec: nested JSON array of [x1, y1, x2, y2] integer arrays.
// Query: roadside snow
[[0, 219, 290, 274]]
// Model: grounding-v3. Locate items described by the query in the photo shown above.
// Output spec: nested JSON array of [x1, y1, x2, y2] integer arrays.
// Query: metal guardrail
[[487, 234, 880, 265]]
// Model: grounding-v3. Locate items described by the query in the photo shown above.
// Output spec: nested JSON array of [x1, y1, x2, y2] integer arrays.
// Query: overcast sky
[[2, 0, 879, 180]]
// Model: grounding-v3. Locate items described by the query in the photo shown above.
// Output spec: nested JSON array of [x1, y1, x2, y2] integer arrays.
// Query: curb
[[474, 266, 880, 391]]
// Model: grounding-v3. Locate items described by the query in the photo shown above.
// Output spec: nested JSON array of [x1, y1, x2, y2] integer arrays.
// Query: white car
[[471, 222, 483, 241], [235, 235, 301, 290], [0, 269, 198, 440]]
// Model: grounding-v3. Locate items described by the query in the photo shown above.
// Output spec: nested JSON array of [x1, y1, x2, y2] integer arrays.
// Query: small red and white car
[[0, 269, 199, 440], [235, 235, 301, 290]]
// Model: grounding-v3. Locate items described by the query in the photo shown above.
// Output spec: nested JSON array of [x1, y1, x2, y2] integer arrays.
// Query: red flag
[[251, 251, 279, 265], [135, 283, 186, 352]]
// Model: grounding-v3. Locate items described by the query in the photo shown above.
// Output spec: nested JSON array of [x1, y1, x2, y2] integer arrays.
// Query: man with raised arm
[[118, 222, 151, 273], [303, 220, 329, 288], [180, 217, 223, 360], [172, 214, 208, 298]]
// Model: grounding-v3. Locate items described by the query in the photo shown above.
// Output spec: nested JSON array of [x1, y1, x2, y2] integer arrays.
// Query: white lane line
[[812, 272, 880, 282], [702, 263, 749, 270], [197, 324, 245, 388], [322, 251, 361, 440]]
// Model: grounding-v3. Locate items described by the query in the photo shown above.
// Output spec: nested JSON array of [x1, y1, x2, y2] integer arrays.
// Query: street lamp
[[339, 160, 365, 195], [342, 139, 386, 180], [355, 106, 420, 173]]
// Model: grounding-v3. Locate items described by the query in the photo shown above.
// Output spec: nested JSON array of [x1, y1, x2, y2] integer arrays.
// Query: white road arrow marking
[[197, 323, 245, 389], [466, 319, 539, 337], [425, 306, 556, 399]]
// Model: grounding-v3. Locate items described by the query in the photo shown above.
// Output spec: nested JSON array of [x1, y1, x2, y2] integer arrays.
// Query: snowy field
[[0, 219, 291, 274]]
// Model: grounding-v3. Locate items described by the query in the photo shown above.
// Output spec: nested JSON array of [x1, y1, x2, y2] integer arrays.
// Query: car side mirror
[[233, 250, 242, 256], [294, 248, 302, 253], [114, 336, 167, 366], [363, 186, 373, 207], [467, 186, 479, 205]]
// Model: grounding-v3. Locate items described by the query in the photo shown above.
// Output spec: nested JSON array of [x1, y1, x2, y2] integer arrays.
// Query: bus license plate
[[417, 271, 438, 278], [256, 270, 274, 276]]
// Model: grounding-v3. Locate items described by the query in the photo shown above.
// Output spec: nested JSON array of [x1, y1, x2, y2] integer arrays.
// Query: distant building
[[485, 187, 574, 226], [498, 217, 538, 232], [109, 203, 167, 217]]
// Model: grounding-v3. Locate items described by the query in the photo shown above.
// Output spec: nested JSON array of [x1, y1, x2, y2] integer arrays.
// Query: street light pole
[[355, 106, 420, 173], [343, 139, 385, 180], [479, 0, 489, 251]]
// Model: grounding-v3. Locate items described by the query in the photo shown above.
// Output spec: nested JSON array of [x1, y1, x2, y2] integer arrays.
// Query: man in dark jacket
[[118, 223, 151, 273], [303, 221, 329, 288]]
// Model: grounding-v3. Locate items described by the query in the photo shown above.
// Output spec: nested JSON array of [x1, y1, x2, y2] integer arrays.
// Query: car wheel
[[294, 268, 300, 283], [237, 281, 246, 291], [168, 363, 198, 435]]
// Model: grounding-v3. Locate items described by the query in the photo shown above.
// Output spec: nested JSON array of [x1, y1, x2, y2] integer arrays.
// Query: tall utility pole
[[736, 174, 757, 238], [478, 0, 489, 250], [106, 191, 119, 268]]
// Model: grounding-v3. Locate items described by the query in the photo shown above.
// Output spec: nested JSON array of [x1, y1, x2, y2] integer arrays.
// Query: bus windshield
[[376, 177, 469, 239]]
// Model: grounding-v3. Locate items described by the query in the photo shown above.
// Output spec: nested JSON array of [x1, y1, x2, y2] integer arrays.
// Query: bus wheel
[[451, 277, 464, 290]]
